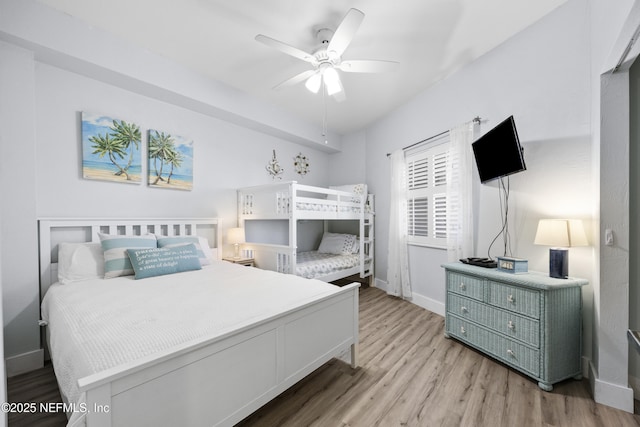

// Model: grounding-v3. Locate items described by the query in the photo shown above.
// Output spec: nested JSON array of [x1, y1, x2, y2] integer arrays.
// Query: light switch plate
[[605, 228, 614, 246]]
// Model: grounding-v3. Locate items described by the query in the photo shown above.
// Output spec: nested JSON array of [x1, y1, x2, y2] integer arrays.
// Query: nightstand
[[223, 257, 255, 267]]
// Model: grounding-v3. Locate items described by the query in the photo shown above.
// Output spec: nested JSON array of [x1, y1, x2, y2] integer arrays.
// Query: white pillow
[[99, 233, 158, 278], [352, 238, 360, 254], [317, 233, 357, 255], [57, 242, 105, 284], [156, 235, 214, 266]]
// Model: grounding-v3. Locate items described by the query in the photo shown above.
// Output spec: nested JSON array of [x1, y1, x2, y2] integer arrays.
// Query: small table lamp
[[534, 219, 588, 278], [228, 227, 245, 259]]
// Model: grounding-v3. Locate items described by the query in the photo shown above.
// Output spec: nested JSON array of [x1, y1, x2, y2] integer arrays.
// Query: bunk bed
[[238, 182, 374, 283]]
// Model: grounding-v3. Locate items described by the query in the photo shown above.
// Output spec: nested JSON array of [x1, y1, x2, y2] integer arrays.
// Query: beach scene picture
[[148, 129, 194, 191], [82, 112, 142, 184]]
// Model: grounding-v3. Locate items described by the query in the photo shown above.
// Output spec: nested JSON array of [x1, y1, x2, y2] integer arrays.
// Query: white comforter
[[41, 261, 340, 426]]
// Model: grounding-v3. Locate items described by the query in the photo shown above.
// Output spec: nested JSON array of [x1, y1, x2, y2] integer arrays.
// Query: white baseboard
[[373, 278, 445, 316], [589, 360, 634, 413], [5, 348, 44, 377], [373, 277, 387, 292], [410, 292, 445, 317]]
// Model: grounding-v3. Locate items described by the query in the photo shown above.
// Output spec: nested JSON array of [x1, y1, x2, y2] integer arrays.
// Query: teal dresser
[[442, 262, 588, 391]]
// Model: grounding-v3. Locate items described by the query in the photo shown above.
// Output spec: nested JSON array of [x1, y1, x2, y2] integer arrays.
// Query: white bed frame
[[238, 182, 375, 282], [38, 218, 359, 427]]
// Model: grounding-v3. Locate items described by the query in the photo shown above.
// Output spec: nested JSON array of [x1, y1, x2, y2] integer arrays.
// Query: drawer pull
[[507, 294, 515, 303], [507, 349, 515, 358], [507, 320, 515, 330], [460, 326, 466, 334], [459, 283, 466, 291], [461, 306, 468, 314]]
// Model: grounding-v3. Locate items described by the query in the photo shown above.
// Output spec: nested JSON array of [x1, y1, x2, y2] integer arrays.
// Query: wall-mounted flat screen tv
[[472, 115, 526, 183]]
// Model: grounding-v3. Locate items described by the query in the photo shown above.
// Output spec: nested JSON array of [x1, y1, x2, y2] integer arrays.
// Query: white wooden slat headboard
[[38, 218, 222, 298]]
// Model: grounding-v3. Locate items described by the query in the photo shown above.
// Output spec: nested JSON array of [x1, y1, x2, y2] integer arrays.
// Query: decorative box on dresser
[[441, 262, 588, 391]]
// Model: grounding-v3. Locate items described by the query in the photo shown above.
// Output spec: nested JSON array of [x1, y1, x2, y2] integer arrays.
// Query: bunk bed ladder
[[360, 196, 374, 280]]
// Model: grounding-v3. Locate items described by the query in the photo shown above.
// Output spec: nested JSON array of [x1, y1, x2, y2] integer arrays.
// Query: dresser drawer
[[447, 293, 540, 347], [447, 272, 484, 301], [447, 315, 540, 377], [487, 281, 541, 319]]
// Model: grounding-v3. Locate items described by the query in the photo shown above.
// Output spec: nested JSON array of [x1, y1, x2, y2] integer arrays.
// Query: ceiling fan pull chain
[[322, 80, 328, 144]]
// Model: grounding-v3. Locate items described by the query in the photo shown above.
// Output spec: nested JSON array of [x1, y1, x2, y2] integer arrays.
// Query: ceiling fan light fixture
[[256, 8, 392, 102], [323, 67, 342, 95], [305, 73, 322, 93]]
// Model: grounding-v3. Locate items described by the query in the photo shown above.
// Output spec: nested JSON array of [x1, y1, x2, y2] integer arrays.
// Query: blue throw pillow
[[126, 244, 202, 280], [99, 233, 158, 278], [156, 235, 212, 266]]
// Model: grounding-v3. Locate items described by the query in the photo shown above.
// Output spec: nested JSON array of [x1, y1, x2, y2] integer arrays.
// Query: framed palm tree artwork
[[82, 112, 142, 184], [147, 129, 194, 191]]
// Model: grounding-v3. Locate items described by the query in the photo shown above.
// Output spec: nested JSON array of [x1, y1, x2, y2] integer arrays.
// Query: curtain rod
[[386, 116, 482, 157]]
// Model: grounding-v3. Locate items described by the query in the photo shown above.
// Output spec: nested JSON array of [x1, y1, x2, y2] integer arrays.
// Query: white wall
[[328, 131, 367, 185], [590, 0, 637, 413], [629, 56, 640, 398], [0, 177, 7, 426], [359, 0, 594, 316], [34, 63, 331, 220], [0, 2, 337, 373], [0, 0, 341, 154], [0, 42, 42, 374]]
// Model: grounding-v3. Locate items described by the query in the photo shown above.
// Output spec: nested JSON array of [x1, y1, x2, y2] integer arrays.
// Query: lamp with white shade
[[227, 227, 246, 259], [534, 219, 588, 279]]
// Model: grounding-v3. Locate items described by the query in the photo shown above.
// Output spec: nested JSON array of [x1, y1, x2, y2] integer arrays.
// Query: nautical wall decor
[[293, 152, 310, 176], [266, 149, 284, 179]]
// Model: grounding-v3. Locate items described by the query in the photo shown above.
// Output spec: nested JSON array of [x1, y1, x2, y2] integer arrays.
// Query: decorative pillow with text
[[127, 244, 202, 280]]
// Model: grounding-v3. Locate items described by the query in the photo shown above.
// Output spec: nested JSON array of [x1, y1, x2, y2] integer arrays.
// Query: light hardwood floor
[[8, 286, 640, 426]]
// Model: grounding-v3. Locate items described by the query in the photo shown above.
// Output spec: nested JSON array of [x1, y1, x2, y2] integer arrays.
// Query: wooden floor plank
[[8, 286, 640, 427], [458, 357, 509, 427]]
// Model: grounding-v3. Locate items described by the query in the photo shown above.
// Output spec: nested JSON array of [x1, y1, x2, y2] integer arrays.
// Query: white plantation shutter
[[405, 141, 448, 247], [433, 194, 447, 238], [407, 197, 428, 237]]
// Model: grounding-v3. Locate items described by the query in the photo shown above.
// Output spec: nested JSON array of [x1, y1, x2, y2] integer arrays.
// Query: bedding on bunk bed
[[294, 183, 372, 214], [295, 251, 361, 279], [41, 257, 342, 426], [295, 232, 361, 279]]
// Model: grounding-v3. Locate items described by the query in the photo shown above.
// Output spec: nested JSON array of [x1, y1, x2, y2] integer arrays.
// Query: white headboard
[[38, 218, 222, 298]]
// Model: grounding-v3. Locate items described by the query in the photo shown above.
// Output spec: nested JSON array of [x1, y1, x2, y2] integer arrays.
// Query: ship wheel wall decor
[[294, 152, 310, 176]]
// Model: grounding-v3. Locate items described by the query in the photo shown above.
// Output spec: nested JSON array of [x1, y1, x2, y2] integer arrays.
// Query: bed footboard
[[79, 283, 359, 427]]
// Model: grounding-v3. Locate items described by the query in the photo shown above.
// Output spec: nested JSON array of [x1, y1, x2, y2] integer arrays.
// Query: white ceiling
[[38, 0, 566, 135]]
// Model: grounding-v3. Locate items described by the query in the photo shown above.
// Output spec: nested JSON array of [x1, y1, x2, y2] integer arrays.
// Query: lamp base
[[549, 248, 568, 279]]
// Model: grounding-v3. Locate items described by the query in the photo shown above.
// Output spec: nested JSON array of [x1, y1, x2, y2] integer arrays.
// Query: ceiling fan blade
[[273, 69, 317, 90], [327, 8, 365, 57], [338, 60, 399, 73], [255, 34, 315, 64]]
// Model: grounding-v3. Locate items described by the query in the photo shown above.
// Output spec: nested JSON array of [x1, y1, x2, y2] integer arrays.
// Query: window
[[405, 140, 448, 247]]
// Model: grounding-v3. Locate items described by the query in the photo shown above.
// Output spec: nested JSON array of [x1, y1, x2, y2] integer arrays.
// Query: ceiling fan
[[255, 8, 398, 102]]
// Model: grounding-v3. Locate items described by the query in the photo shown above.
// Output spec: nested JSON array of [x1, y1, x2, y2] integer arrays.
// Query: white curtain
[[387, 149, 412, 299], [446, 121, 477, 261]]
